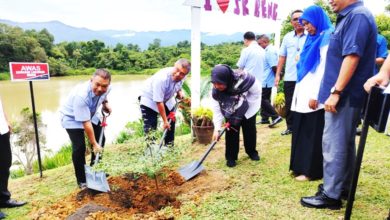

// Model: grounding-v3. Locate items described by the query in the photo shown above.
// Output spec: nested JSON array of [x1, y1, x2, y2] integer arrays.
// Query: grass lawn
[[4, 124, 390, 219]]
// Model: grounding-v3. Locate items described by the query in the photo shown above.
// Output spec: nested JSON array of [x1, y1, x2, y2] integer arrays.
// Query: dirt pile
[[30, 170, 185, 219]]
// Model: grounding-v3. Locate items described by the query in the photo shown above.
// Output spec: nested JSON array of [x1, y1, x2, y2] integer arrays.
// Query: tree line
[[0, 23, 243, 77], [1, 0, 389, 78]]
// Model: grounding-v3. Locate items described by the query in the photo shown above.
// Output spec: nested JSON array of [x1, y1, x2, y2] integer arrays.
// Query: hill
[[0, 19, 244, 50]]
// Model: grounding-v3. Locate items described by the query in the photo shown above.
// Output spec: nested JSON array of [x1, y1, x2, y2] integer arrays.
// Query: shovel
[[145, 101, 179, 156], [84, 112, 110, 192], [178, 126, 227, 181]]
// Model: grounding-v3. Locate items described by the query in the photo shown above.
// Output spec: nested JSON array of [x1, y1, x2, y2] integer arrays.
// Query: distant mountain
[[0, 19, 244, 50]]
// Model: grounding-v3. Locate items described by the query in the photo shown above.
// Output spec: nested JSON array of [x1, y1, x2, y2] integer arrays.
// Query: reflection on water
[[0, 75, 148, 153]]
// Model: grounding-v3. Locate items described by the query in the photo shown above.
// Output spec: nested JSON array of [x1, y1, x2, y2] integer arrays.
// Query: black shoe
[[316, 184, 349, 200], [269, 116, 283, 128], [249, 154, 260, 161], [257, 119, 270, 124], [301, 192, 341, 210], [0, 199, 27, 208], [0, 211, 5, 219], [281, 129, 292, 135], [356, 128, 362, 136], [226, 160, 236, 167]]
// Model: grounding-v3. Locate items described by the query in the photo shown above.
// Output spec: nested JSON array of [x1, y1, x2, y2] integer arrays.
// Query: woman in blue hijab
[[289, 5, 333, 181]]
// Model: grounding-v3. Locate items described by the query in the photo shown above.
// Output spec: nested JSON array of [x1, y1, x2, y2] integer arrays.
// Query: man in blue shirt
[[375, 34, 388, 73], [60, 69, 112, 189], [275, 9, 307, 135], [301, 0, 377, 209], [257, 34, 282, 127], [139, 58, 190, 147]]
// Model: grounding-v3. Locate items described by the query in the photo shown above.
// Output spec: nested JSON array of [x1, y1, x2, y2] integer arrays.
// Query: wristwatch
[[330, 86, 342, 95]]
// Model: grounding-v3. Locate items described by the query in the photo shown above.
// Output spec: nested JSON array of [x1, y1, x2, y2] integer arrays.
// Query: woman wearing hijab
[[289, 5, 333, 181], [210, 64, 261, 167]]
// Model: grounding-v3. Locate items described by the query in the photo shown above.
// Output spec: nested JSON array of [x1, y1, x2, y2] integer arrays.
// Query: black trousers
[[0, 132, 11, 203], [260, 87, 279, 120], [66, 123, 105, 185], [225, 114, 258, 161], [140, 104, 175, 146], [284, 81, 296, 130]]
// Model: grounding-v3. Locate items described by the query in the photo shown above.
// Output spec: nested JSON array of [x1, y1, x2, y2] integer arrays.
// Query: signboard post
[[9, 62, 50, 178]]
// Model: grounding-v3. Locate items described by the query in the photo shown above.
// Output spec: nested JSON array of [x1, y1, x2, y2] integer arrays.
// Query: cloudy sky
[[0, 0, 386, 34]]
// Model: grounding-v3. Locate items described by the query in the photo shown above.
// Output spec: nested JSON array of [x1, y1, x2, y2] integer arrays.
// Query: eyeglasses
[[292, 17, 299, 22]]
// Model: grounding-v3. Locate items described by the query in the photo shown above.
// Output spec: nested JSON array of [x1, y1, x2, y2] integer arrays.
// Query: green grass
[[177, 126, 390, 220], [5, 125, 390, 219], [11, 144, 73, 178]]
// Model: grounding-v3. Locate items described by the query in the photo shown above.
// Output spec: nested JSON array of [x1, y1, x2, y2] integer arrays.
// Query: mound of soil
[[31, 170, 185, 219]]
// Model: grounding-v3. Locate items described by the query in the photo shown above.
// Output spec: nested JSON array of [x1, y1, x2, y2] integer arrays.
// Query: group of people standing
[[208, 0, 385, 211]]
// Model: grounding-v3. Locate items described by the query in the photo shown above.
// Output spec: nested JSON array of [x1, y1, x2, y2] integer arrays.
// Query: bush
[[33, 144, 73, 171], [0, 73, 10, 81], [11, 144, 73, 179]]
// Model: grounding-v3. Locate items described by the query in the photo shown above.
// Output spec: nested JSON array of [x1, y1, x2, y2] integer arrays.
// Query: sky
[[0, 0, 386, 34]]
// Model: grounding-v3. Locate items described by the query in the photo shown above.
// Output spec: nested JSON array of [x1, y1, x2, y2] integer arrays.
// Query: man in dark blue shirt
[[301, 0, 377, 209]]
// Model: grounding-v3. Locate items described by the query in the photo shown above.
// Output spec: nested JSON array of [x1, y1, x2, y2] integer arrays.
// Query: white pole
[[184, 0, 201, 110]]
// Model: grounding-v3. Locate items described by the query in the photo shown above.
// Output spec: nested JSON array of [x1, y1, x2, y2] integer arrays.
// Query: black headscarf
[[211, 64, 256, 126], [211, 64, 255, 99]]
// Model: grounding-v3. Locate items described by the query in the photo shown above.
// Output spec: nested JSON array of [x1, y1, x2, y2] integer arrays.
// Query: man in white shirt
[[139, 58, 191, 147], [237, 31, 265, 83], [0, 96, 26, 218]]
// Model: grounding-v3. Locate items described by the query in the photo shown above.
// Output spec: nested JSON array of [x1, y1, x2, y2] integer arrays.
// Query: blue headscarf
[[296, 5, 333, 82]]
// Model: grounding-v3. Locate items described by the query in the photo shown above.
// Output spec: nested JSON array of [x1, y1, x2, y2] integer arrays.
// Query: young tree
[[11, 107, 47, 175]]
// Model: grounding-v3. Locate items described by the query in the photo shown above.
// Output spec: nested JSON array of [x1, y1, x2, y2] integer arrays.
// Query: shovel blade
[[178, 160, 204, 181], [85, 165, 110, 192]]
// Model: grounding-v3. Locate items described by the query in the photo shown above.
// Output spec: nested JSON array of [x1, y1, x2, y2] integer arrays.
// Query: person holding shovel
[[60, 69, 112, 189], [139, 58, 191, 148], [0, 96, 26, 219], [210, 64, 261, 168]]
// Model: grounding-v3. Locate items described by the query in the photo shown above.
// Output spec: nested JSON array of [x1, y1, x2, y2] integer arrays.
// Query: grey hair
[[257, 34, 270, 42], [93, 68, 111, 82], [175, 58, 191, 72]]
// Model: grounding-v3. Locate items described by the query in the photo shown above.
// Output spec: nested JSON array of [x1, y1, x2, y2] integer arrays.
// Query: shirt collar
[[294, 30, 308, 37], [338, 1, 363, 19]]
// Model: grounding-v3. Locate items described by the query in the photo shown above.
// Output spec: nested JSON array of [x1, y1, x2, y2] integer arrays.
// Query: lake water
[[0, 75, 148, 153]]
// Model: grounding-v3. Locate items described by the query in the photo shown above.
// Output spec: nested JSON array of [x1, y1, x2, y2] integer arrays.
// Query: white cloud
[[0, 0, 386, 34]]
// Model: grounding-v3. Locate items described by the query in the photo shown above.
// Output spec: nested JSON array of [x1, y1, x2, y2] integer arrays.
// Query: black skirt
[[290, 110, 324, 180]]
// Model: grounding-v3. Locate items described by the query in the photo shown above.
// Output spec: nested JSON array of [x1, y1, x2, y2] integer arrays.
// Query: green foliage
[[192, 106, 213, 127], [0, 72, 10, 80], [11, 144, 72, 178], [10, 169, 25, 179], [280, 0, 336, 40], [114, 118, 190, 144], [174, 123, 191, 136], [376, 14, 390, 48], [33, 144, 72, 172], [12, 107, 46, 175], [115, 119, 145, 144], [0, 22, 246, 79]]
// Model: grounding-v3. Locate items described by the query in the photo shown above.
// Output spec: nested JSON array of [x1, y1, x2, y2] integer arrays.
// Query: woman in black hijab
[[210, 64, 262, 167]]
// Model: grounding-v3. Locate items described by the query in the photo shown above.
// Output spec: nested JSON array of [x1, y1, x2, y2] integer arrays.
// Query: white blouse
[[211, 80, 261, 131], [291, 45, 328, 113]]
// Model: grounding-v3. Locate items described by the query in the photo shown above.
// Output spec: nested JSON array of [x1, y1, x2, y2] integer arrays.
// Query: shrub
[[192, 106, 213, 126]]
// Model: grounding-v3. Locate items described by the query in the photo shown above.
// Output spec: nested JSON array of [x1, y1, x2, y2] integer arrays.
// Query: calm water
[[0, 75, 148, 152]]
